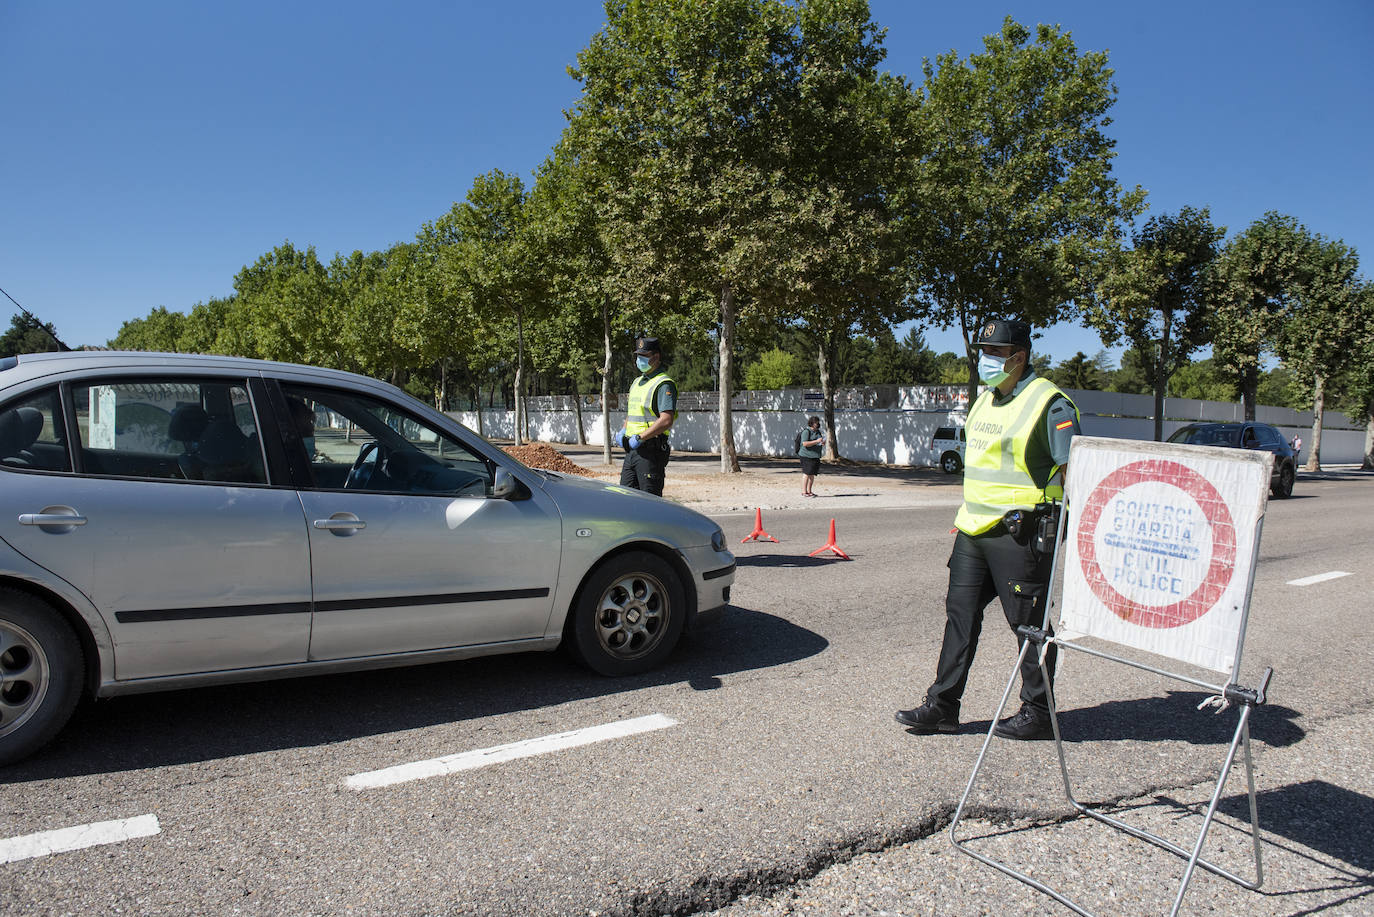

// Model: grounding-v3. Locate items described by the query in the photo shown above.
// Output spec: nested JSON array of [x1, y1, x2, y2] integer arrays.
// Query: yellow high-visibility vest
[[954, 377, 1077, 536], [626, 371, 675, 437]]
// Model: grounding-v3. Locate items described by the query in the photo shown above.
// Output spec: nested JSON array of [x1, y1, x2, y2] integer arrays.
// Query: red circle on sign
[[1076, 459, 1236, 629]]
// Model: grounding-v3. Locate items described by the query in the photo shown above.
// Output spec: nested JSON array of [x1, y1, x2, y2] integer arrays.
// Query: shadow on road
[[1, 605, 827, 783], [961, 690, 1305, 748], [736, 553, 851, 568], [1216, 780, 1374, 873]]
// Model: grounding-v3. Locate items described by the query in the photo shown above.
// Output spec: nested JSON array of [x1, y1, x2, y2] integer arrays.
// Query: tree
[[109, 306, 186, 352], [1165, 358, 1235, 402], [567, 0, 815, 472], [441, 170, 544, 445], [1331, 283, 1374, 469], [523, 141, 630, 459], [1095, 207, 1225, 439], [231, 241, 337, 364], [1276, 234, 1365, 471], [0, 313, 65, 356], [177, 297, 236, 354], [780, 0, 920, 459], [1050, 351, 1108, 391], [1211, 212, 1313, 420], [743, 348, 799, 389], [909, 17, 1144, 405]]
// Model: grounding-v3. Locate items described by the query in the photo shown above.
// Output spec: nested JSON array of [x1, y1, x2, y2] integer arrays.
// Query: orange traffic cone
[[740, 507, 779, 543], [809, 519, 850, 559]]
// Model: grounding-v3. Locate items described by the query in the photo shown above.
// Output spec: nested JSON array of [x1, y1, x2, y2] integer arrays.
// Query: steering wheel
[[345, 441, 385, 490]]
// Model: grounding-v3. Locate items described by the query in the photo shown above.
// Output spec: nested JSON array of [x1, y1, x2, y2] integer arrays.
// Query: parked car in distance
[[0, 351, 735, 765], [1165, 421, 1297, 498], [932, 426, 966, 474]]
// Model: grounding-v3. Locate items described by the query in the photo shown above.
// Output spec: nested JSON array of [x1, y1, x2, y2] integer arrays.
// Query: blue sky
[[2, 1, 1370, 364]]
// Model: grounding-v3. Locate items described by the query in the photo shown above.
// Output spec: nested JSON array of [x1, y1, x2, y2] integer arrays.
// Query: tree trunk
[[1305, 374, 1325, 472], [513, 309, 526, 446], [1153, 310, 1170, 441], [1363, 397, 1374, 470], [1240, 364, 1258, 422], [817, 335, 838, 461], [601, 299, 614, 465], [571, 378, 586, 446], [718, 284, 741, 473]]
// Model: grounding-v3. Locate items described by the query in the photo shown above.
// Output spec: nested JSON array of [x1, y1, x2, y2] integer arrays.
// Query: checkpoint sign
[[1060, 437, 1271, 675]]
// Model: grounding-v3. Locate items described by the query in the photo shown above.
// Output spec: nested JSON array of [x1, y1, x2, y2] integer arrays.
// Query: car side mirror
[[491, 467, 528, 500]]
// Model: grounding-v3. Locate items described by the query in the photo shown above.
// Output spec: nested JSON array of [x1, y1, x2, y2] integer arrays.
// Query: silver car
[[0, 351, 734, 764]]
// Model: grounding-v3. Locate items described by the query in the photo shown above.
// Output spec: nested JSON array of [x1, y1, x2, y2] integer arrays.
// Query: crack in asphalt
[[592, 767, 1262, 917]]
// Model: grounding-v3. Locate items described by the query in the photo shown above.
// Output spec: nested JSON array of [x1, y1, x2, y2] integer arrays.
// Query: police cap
[[634, 337, 662, 356], [976, 319, 1032, 350]]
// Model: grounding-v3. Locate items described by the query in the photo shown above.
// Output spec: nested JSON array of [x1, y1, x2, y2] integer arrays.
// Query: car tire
[[940, 451, 963, 474], [1272, 463, 1295, 499], [0, 590, 84, 766], [568, 552, 686, 677]]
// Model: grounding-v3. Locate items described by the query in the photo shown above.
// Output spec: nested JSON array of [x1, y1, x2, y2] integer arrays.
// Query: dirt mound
[[502, 442, 598, 477]]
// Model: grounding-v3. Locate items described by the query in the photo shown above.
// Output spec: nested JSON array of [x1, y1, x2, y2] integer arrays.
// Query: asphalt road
[[2, 470, 1371, 916]]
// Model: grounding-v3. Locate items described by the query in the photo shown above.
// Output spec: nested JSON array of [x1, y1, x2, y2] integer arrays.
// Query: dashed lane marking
[[1286, 571, 1352, 587], [346, 713, 679, 791], [0, 815, 160, 865]]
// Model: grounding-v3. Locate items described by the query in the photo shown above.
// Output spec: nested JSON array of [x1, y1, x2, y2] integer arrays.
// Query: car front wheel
[[1, 591, 84, 766], [568, 552, 686, 676], [940, 451, 963, 474], [1272, 463, 1295, 499]]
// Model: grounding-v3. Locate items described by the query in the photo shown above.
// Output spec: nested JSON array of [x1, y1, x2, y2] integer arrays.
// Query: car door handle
[[313, 515, 366, 534], [19, 510, 88, 530]]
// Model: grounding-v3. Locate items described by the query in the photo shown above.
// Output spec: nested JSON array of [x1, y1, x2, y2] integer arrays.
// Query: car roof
[[0, 350, 392, 394], [1175, 421, 1267, 430]]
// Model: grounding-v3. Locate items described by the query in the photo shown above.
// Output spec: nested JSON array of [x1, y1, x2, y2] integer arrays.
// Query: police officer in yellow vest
[[896, 319, 1080, 741], [618, 336, 677, 496]]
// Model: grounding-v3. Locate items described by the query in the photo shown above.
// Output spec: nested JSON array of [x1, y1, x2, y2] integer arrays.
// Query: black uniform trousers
[[927, 524, 1058, 715], [620, 439, 671, 496]]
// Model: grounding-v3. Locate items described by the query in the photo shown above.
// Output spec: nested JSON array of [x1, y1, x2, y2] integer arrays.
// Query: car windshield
[[1169, 426, 1239, 447]]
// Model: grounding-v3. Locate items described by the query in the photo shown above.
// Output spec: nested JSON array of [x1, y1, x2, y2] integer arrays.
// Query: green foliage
[[109, 305, 185, 352], [1166, 358, 1235, 402], [1211, 212, 1314, 418], [1048, 351, 1110, 390], [743, 348, 799, 389], [1, 313, 65, 356], [909, 16, 1144, 397]]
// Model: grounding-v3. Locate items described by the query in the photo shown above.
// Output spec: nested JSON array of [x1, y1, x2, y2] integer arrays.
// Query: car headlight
[[711, 528, 726, 552]]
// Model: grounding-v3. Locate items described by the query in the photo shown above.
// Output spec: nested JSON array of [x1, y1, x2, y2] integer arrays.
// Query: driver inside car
[[286, 396, 328, 463]]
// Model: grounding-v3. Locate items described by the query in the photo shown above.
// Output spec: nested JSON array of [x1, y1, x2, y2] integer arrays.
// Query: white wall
[[451, 386, 1367, 466]]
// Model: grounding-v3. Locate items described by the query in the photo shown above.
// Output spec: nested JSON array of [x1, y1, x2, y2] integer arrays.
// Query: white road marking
[[0, 814, 160, 865], [346, 713, 679, 791], [1286, 571, 1352, 587]]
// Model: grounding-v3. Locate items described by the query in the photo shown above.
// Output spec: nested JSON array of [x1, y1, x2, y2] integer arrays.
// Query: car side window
[[281, 385, 495, 496], [0, 387, 71, 472], [71, 380, 267, 484]]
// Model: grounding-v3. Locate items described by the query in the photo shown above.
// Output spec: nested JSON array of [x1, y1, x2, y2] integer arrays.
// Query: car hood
[[531, 470, 721, 547]]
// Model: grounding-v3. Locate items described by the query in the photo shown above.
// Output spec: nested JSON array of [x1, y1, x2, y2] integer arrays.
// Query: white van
[[931, 426, 966, 474]]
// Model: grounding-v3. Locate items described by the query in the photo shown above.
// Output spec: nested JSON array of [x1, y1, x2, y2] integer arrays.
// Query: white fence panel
[[448, 384, 1367, 466]]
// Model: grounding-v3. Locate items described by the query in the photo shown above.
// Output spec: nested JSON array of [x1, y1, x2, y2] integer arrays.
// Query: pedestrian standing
[[618, 337, 677, 496], [895, 319, 1080, 741], [797, 415, 825, 496]]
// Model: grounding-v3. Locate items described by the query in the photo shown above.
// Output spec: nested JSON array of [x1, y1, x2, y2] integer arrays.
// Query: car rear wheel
[[568, 552, 686, 676], [1272, 463, 1295, 499], [940, 451, 963, 474], [0, 591, 84, 766]]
